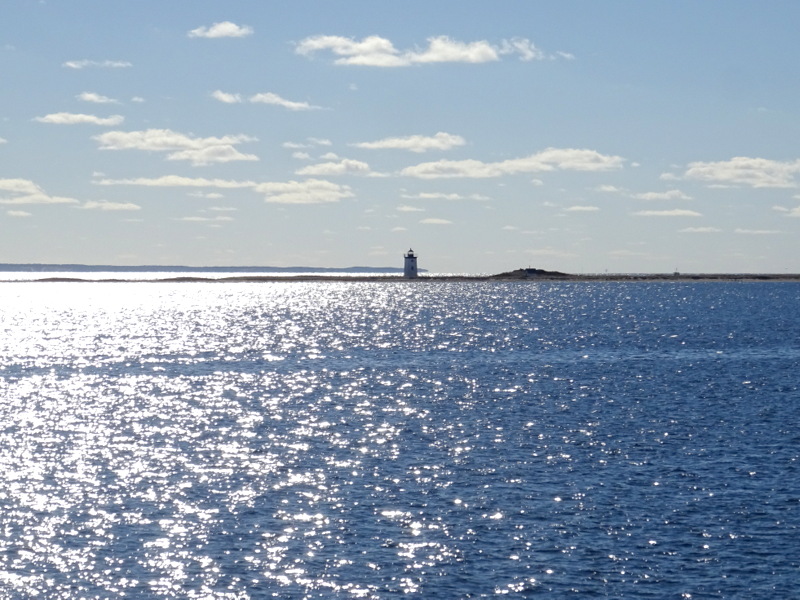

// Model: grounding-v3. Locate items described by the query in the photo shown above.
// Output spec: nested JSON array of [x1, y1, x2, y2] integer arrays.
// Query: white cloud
[[353, 132, 465, 153], [295, 158, 372, 176], [402, 192, 480, 201], [188, 21, 253, 39], [420, 218, 452, 225], [788, 207, 800, 217], [679, 227, 722, 233], [166, 145, 258, 166], [402, 147, 624, 179], [211, 90, 242, 104], [684, 157, 800, 188], [188, 191, 225, 199], [95, 174, 353, 205], [213, 90, 322, 110], [595, 184, 624, 193], [131, 97, 145, 103], [80, 200, 141, 211], [634, 209, 702, 217], [283, 138, 332, 150], [7, 210, 31, 217], [34, 112, 124, 126], [296, 35, 562, 67], [633, 189, 692, 201], [249, 92, 322, 111], [93, 129, 258, 166], [734, 228, 781, 235], [499, 38, 546, 61], [565, 205, 600, 212], [62, 59, 132, 69], [0, 179, 79, 205], [77, 92, 119, 104], [178, 215, 234, 222], [254, 179, 354, 204], [0, 137, 6, 144], [396, 205, 425, 212], [94, 175, 255, 188], [292, 152, 311, 160]]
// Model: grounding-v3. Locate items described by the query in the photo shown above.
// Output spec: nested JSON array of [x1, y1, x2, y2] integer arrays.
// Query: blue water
[[1, 281, 798, 598]]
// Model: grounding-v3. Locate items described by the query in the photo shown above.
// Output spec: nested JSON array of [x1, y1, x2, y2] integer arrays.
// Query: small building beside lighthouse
[[403, 249, 418, 279]]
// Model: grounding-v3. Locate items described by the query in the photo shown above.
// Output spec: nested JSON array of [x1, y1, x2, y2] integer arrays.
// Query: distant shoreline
[[7, 273, 800, 283]]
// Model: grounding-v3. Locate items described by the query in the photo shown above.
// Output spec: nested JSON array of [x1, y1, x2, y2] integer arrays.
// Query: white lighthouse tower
[[403, 248, 418, 279]]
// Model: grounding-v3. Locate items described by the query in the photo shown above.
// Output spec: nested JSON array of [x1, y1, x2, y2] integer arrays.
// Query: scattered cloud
[[187, 191, 225, 199], [94, 175, 255, 188], [188, 21, 253, 39], [0, 179, 79, 205], [420, 217, 452, 225], [93, 129, 259, 166], [401, 147, 624, 179], [77, 92, 119, 104], [131, 97, 145, 103], [249, 92, 322, 111], [211, 90, 242, 104], [734, 228, 781, 235], [396, 205, 425, 212], [633, 189, 691, 201], [254, 179, 354, 204], [34, 112, 124, 126], [7, 210, 31, 217], [296, 35, 564, 67], [565, 205, 600, 212], [295, 158, 372, 176], [353, 132, 465, 153], [595, 184, 624, 193], [212, 90, 323, 110], [0, 137, 6, 144], [401, 192, 487, 201], [178, 215, 235, 222], [79, 200, 141, 211], [679, 227, 722, 233], [309, 137, 332, 147], [683, 157, 800, 188], [62, 59, 132, 69], [634, 209, 702, 217]]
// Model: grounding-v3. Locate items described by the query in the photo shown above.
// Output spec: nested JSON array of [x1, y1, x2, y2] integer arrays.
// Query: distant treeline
[[0, 264, 412, 274]]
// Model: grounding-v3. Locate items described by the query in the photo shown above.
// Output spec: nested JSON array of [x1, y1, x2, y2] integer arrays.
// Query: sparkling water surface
[[1, 281, 798, 598]]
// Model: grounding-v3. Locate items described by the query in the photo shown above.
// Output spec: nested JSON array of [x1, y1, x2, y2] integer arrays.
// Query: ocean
[[1, 279, 798, 598]]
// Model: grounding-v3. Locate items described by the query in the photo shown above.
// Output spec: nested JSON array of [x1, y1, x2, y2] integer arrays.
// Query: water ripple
[[0, 281, 798, 597]]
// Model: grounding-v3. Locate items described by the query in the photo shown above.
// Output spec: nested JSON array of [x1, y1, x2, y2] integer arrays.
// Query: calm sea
[[1, 280, 798, 599]]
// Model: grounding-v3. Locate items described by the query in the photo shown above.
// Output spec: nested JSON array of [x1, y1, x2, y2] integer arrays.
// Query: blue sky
[[2, 1, 800, 273]]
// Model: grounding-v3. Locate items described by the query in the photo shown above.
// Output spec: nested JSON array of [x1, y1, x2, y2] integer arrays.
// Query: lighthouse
[[403, 248, 418, 279]]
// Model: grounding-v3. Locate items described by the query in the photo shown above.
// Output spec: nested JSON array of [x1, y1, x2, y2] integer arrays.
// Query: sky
[[2, 1, 800, 274]]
